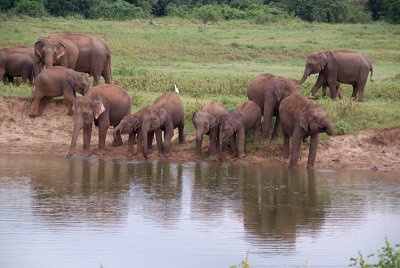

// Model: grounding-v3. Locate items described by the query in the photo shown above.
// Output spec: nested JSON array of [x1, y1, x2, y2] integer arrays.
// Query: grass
[[1, 16, 400, 135]]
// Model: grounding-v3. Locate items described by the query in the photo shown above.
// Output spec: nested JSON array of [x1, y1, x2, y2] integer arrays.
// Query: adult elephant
[[279, 93, 334, 169], [29, 66, 89, 117], [298, 50, 373, 101], [219, 100, 261, 160], [67, 84, 131, 157], [0, 46, 41, 83], [141, 92, 185, 159], [35, 33, 111, 86], [247, 73, 300, 143], [192, 101, 228, 157]]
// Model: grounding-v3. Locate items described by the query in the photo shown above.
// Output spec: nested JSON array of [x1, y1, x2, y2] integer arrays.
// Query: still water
[[0, 154, 399, 268]]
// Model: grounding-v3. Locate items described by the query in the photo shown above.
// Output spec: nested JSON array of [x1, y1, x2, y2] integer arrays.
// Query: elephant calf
[[192, 101, 228, 157], [279, 93, 334, 169], [140, 92, 185, 159], [30, 66, 89, 117], [219, 100, 261, 160], [67, 84, 131, 157], [247, 73, 300, 144]]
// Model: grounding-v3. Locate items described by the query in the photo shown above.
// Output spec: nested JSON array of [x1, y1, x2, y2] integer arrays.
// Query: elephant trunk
[[67, 118, 83, 157], [113, 125, 122, 141], [298, 68, 311, 85], [219, 131, 225, 161], [44, 54, 54, 68], [195, 129, 204, 156], [326, 121, 334, 136]]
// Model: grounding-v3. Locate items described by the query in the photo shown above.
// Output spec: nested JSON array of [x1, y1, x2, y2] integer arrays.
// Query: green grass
[[1, 16, 400, 135]]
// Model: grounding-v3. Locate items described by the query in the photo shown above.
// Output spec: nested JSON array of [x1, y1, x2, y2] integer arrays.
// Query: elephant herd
[[1, 32, 374, 169]]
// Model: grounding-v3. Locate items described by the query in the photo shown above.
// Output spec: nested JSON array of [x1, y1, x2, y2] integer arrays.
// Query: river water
[[0, 154, 399, 268]]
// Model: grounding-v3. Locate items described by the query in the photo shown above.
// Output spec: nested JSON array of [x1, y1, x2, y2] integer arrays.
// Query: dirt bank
[[1, 97, 399, 171]]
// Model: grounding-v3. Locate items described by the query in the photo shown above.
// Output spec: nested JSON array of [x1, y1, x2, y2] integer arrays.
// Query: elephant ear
[[56, 42, 66, 60], [324, 51, 338, 79], [159, 108, 173, 131], [65, 74, 75, 90], [298, 109, 309, 132], [316, 52, 328, 70], [209, 112, 219, 129], [93, 100, 105, 119], [34, 40, 44, 58]]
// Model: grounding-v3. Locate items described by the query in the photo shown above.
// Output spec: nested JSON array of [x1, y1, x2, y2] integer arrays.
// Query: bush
[[12, 0, 47, 17], [193, 5, 223, 23], [384, 0, 400, 23], [165, 4, 191, 19], [89, 0, 144, 20], [350, 238, 400, 267]]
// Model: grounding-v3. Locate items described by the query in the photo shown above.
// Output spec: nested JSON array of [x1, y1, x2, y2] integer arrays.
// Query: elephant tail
[[369, 64, 374, 82], [108, 53, 112, 83]]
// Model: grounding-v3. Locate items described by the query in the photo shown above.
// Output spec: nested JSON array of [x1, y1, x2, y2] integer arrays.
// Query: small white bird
[[174, 84, 180, 94]]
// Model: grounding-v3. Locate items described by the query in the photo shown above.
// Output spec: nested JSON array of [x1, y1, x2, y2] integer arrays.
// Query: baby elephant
[[192, 101, 229, 157], [67, 84, 131, 157], [279, 93, 334, 169], [219, 100, 261, 160], [30, 66, 89, 117]]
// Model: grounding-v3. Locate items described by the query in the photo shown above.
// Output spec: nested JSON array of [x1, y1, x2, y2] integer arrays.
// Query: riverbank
[[1, 97, 399, 171]]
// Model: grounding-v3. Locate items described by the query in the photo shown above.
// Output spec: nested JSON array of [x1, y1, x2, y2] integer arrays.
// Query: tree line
[[1, 0, 399, 23]]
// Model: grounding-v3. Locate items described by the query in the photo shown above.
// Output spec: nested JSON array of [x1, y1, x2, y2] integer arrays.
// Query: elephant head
[[141, 106, 171, 159], [192, 110, 219, 155], [113, 114, 141, 140], [67, 97, 106, 157], [298, 52, 328, 84], [67, 72, 89, 95], [35, 38, 67, 68], [299, 105, 334, 136]]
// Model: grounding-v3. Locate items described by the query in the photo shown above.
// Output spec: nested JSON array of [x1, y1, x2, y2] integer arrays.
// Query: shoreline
[[1, 97, 400, 171]]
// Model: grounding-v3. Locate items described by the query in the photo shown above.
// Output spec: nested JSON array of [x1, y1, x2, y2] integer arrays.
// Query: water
[[0, 154, 399, 268]]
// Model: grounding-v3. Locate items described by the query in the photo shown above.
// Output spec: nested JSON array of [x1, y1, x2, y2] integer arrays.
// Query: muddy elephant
[[0, 46, 41, 83], [219, 101, 261, 160], [67, 84, 131, 157], [140, 93, 185, 159], [35, 33, 111, 86], [298, 50, 373, 101], [192, 101, 229, 157], [247, 73, 300, 143], [30, 66, 89, 117], [279, 93, 334, 169], [113, 108, 153, 157]]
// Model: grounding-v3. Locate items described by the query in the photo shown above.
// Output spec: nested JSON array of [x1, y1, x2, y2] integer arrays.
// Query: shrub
[[165, 4, 191, 19], [89, 0, 144, 20], [12, 0, 47, 17], [193, 5, 223, 23], [384, 0, 400, 23]]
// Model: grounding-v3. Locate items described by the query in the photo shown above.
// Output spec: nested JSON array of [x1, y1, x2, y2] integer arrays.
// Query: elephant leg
[[137, 131, 143, 154], [178, 121, 185, 144], [127, 132, 136, 157], [262, 106, 274, 143], [282, 131, 290, 159], [29, 91, 44, 117], [97, 117, 110, 152], [329, 82, 339, 99], [208, 128, 218, 155], [311, 74, 325, 97], [355, 80, 367, 102], [351, 84, 357, 100], [289, 128, 303, 168], [155, 129, 164, 157], [63, 91, 76, 116], [237, 127, 246, 158], [307, 133, 319, 169], [92, 75, 100, 86], [163, 127, 174, 157], [101, 62, 112, 84]]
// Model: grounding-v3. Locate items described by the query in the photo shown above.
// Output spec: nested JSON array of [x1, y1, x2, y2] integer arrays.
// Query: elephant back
[[202, 101, 229, 119], [238, 100, 262, 129], [153, 92, 184, 128]]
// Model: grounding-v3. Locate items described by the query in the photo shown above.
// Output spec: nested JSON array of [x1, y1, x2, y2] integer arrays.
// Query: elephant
[[112, 108, 153, 157], [298, 50, 373, 101], [140, 92, 185, 159], [219, 100, 261, 160], [247, 73, 300, 143], [67, 84, 131, 157], [0, 46, 41, 83], [29, 66, 89, 117], [35, 33, 111, 86], [192, 101, 229, 157], [279, 93, 334, 169]]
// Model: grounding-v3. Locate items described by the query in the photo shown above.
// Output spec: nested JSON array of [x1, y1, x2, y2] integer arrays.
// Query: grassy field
[[1, 16, 399, 134]]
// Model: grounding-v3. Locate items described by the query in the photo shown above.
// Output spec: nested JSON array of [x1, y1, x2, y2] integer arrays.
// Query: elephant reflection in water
[[126, 161, 184, 225], [239, 167, 328, 244], [31, 158, 130, 226]]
